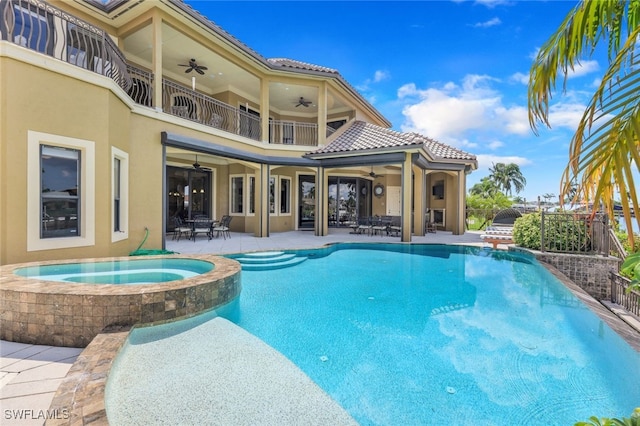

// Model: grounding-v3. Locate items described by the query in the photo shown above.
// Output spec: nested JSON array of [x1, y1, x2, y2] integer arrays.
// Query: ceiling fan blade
[[196, 68, 204, 75], [178, 64, 189, 67], [199, 66, 208, 71], [185, 68, 193, 73]]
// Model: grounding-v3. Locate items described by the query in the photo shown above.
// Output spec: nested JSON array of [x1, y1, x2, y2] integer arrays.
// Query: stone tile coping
[[0, 255, 241, 347]]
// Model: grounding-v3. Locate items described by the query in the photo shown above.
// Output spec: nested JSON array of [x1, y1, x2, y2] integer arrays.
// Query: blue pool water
[[107, 244, 640, 424], [15, 258, 213, 284]]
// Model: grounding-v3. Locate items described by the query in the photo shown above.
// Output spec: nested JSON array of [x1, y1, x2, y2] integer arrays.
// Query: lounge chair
[[481, 225, 514, 248]]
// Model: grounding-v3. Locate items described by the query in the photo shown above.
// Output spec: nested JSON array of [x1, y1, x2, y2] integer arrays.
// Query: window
[[269, 177, 276, 214], [231, 175, 244, 214], [280, 177, 291, 214], [28, 131, 95, 251], [111, 147, 128, 241], [41, 145, 80, 239], [248, 176, 255, 215], [114, 158, 120, 231]]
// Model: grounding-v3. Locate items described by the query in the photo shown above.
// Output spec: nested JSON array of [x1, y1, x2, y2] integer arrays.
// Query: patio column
[[317, 82, 327, 147], [454, 170, 466, 235], [260, 79, 269, 143], [401, 153, 413, 242], [315, 166, 327, 236], [413, 165, 426, 235], [255, 164, 270, 237], [151, 13, 163, 111]]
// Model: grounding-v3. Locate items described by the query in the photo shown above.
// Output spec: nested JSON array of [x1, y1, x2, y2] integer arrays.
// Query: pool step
[[234, 251, 307, 270]]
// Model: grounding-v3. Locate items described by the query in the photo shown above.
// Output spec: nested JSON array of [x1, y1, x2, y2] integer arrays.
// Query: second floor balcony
[[2, 0, 352, 147], [127, 66, 337, 146]]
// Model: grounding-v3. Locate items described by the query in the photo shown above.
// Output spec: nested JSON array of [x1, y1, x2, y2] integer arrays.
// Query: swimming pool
[[106, 244, 640, 424], [14, 258, 213, 284]]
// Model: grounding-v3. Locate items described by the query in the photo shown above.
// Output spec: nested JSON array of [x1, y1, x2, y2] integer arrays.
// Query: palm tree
[[488, 162, 527, 196], [528, 0, 640, 249], [469, 177, 500, 198]]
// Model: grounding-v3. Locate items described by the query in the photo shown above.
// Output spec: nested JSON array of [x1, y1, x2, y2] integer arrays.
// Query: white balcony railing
[[269, 120, 336, 146]]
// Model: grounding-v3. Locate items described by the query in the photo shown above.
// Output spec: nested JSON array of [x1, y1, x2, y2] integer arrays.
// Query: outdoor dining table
[[184, 219, 218, 241]]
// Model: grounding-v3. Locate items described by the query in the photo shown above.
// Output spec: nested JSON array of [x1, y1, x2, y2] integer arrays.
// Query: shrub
[[513, 212, 541, 249]]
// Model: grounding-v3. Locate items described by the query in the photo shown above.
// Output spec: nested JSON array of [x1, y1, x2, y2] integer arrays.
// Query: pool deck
[[1, 229, 638, 425]]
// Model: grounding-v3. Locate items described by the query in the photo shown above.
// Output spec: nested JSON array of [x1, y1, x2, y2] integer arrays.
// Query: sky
[[184, 0, 608, 203]]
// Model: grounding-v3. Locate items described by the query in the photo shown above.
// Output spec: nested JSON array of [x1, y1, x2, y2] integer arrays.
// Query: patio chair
[[212, 215, 232, 240], [173, 217, 192, 241], [388, 216, 401, 237], [371, 216, 388, 236], [426, 221, 437, 233], [191, 218, 212, 242], [356, 217, 372, 235]]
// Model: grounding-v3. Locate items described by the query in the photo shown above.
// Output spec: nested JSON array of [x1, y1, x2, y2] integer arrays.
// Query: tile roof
[[309, 121, 477, 162], [267, 58, 339, 75]]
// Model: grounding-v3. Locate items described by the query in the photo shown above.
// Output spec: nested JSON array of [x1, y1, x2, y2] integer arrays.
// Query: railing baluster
[[2, 0, 131, 91]]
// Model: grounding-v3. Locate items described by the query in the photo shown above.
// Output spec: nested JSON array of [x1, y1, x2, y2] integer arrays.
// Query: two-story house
[[0, 0, 477, 265]]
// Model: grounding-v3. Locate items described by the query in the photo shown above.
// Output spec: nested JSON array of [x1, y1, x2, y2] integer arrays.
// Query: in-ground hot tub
[[0, 255, 241, 347]]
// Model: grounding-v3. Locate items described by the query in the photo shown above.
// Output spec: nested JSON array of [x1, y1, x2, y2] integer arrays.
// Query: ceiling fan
[[178, 58, 208, 75], [295, 97, 312, 107], [368, 166, 383, 178], [192, 155, 210, 171]]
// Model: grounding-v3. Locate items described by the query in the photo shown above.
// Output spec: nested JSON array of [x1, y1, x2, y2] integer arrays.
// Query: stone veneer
[[512, 248, 621, 300], [0, 255, 241, 347]]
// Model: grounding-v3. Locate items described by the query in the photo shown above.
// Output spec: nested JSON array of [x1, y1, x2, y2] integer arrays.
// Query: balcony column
[[151, 13, 163, 111], [315, 166, 327, 236], [454, 170, 466, 235], [255, 164, 270, 237], [413, 164, 426, 235], [401, 153, 413, 242], [260, 79, 270, 143], [317, 82, 327, 146]]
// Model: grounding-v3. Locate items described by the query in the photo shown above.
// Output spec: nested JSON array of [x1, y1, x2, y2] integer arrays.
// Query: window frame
[[111, 147, 128, 242], [279, 176, 291, 215], [247, 174, 256, 216], [27, 131, 95, 251], [269, 176, 276, 215], [230, 174, 244, 215]]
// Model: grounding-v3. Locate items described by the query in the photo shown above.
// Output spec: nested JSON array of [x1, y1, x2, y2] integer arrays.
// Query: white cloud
[[473, 17, 502, 28], [495, 106, 529, 135], [357, 69, 391, 92], [476, 154, 532, 171], [566, 60, 600, 79], [548, 102, 585, 130], [398, 74, 531, 144], [509, 72, 529, 85], [373, 70, 390, 83], [487, 140, 504, 150]]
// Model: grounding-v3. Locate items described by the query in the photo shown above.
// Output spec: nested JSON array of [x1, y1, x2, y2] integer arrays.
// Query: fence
[[541, 211, 610, 255], [610, 272, 640, 317]]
